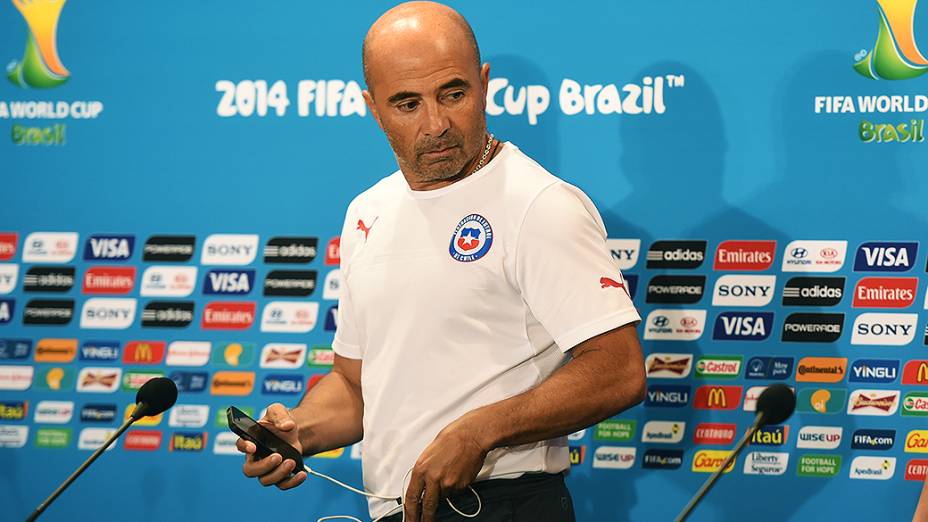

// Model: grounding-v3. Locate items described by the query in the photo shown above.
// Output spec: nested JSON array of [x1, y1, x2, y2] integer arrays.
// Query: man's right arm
[[236, 354, 364, 490]]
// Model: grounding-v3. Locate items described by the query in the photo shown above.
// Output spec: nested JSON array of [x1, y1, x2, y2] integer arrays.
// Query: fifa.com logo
[[7, 0, 70, 88], [855, 0, 928, 80]]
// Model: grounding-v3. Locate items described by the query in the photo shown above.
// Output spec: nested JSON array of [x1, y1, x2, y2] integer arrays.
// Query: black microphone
[[674, 384, 796, 522], [26, 377, 178, 522]]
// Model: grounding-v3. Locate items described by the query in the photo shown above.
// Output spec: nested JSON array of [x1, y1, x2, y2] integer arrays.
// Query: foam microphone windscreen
[[755, 384, 796, 425], [132, 377, 179, 419]]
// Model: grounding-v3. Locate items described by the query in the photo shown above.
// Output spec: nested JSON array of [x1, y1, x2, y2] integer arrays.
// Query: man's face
[[364, 41, 489, 182]]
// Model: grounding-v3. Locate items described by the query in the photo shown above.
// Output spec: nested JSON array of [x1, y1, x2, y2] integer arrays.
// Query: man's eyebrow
[[386, 78, 472, 105], [387, 91, 420, 104]]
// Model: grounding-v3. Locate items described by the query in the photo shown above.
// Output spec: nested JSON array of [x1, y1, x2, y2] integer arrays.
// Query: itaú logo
[[855, 0, 928, 80], [7, 0, 70, 88]]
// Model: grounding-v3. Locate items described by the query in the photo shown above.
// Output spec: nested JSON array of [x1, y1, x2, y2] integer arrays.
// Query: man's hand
[[404, 418, 488, 522], [236, 403, 307, 490]]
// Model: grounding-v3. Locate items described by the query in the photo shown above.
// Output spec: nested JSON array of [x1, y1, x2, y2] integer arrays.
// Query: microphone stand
[[674, 411, 763, 522], [25, 406, 144, 522]]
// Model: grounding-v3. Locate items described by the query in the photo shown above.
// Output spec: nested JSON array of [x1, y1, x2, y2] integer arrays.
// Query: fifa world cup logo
[[7, 0, 70, 88], [855, 0, 928, 80]]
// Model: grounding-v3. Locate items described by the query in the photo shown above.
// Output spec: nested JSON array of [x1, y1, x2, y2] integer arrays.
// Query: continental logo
[[8, 0, 70, 88], [34, 338, 77, 363], [691, 450, 735, 473], [210, 371, 255, 395], [795, 357, 848, 383], [169, 431, 207, 452], [693, 385, 742, 410]]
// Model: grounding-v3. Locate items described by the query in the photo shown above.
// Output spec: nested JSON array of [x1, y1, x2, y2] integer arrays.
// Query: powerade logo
[[853, 242, 917, 271], [782, 277, 845, 307], [852, 429, 896, 451], [712, 312, 773, 341], [143, 236, 195, 262], [645, 385, 690, 407], [855, 1, 928, 80], [745, 356, 793, 380], [781, 313, 844, 343], [262, 374, 304, 395], [850, 359, 899, 383], [83, 235, 134, 261], [646, 240, 706, 269], [203, 269, 254, 295], [7, 0, 70, 88], [642, 449, 683, 470], [644, 275, 705, 304], [24, 299, 73, 325], [264, 270, 317, 297]]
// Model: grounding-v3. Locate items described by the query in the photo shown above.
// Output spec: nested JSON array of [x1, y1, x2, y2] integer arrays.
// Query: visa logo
[[262, 375, 303, 395], [854, 242, 917, 272], [324, 305, 338, 332], [713, 312, 773, 341], [850, 359, 899, 383], [203, 270, 254, 295], [80, 341, 120, 361], [84, 235, 134, 261]]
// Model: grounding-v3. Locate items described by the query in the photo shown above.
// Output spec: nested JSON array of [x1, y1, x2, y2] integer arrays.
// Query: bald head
[[362, 1, 480, 95]]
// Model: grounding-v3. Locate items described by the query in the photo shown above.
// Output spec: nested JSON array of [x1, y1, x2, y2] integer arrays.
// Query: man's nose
[[421, 100, 451, 137]]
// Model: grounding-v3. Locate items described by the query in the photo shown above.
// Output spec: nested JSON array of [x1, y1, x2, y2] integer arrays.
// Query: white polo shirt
[[331, 142, 640, 519]]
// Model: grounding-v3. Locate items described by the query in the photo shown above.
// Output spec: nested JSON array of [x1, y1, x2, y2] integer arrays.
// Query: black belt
[[380, 472, 566, 521]]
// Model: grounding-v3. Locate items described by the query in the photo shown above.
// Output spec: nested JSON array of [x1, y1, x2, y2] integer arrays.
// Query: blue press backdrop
[[2, 1, 928, 520]]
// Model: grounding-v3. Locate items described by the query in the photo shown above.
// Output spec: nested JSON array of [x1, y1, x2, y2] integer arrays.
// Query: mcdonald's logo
[[694, 385, 742, 410], [903, 360, 928, 385], [122, 341, 165, 365]]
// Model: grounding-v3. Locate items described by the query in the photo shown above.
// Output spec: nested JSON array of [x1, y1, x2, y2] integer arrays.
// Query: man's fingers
[[243, 452, 282, 478], [263, 403, 296, 431], [420, 479, 441, 522], [404, 472, 424, 521], [235, 438, 255, 455], [276, 470, 307, 491], [258, 458, 297, 487]]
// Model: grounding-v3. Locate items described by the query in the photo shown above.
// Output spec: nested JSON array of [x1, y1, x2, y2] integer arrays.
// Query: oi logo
[[855, 0, 928, 80], [8, 0, 70, 88]]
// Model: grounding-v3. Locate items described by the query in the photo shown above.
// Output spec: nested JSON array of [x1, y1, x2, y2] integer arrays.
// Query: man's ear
[[363, 90, 384, 130], [479, 62, 490, 111]]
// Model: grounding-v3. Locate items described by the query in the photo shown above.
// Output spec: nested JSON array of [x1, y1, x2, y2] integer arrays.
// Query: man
[[236, 3, 646, 521]]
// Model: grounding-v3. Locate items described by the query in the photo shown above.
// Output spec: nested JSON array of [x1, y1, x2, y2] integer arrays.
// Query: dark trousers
[[381, 472, 575, 522]]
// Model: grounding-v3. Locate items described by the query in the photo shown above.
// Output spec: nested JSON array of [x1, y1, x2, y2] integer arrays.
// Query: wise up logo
[[7, 0, 70, 88], [854, 0, 928, 80]]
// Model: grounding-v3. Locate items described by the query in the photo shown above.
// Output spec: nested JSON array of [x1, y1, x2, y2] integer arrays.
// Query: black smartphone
[[227, 406, 304, 472]]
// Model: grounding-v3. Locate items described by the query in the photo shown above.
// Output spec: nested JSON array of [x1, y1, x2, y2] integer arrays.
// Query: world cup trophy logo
[[7, 0, 70, 88]]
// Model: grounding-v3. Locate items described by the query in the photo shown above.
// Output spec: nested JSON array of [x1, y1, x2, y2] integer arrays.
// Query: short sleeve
[[331, 202, 363, 360], [515, 182, 640, 352]]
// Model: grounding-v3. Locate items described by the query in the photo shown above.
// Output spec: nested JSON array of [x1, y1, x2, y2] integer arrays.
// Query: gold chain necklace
[[470, 133, 495, 174]]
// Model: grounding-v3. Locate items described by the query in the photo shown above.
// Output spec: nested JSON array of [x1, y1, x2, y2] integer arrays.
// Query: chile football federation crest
[[449, 214, 493, 262]]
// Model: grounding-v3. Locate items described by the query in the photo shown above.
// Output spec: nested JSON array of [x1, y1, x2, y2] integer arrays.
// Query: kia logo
[[680, 317, 698, 328], [820, 248, 838, 259], [653, 316, 669, 327], [791, 248, 808, 259]]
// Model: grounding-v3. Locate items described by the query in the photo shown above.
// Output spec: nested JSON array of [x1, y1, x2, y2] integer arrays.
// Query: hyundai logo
[[791, 247, 808, 259], [653, 316, 669, 327]]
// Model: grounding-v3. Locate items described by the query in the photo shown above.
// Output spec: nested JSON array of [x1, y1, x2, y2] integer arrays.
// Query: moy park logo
[[7, 0, 70, 88]]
